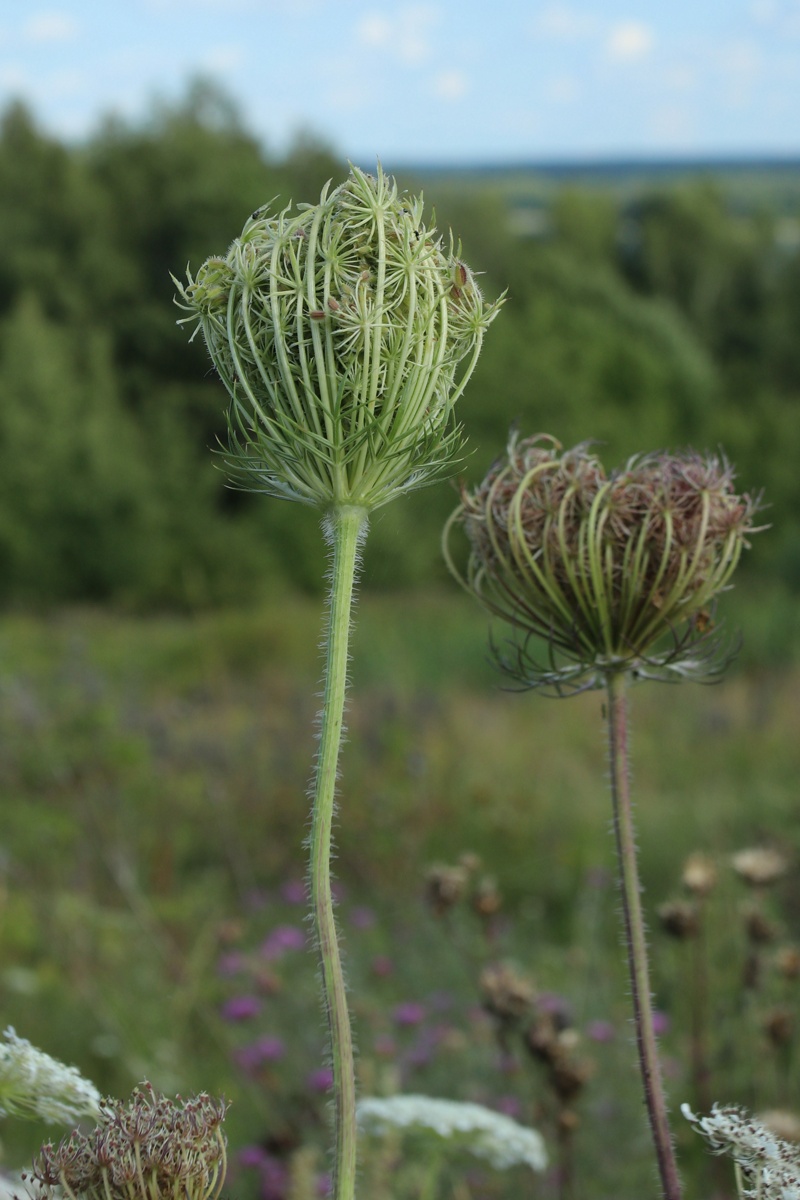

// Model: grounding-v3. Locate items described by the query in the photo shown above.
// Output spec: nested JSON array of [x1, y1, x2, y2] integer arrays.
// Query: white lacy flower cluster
[[0, 1027, 101, 1124], [683, 1102, 800, 1199], [357, 1095, 548, 1172]]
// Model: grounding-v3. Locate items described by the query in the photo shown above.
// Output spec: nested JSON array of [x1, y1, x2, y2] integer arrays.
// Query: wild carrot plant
[[174, 164, 501, 1200], [445, 432, 763, 1199]]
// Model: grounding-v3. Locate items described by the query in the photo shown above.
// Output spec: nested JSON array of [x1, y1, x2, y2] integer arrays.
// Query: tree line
[[0, 79, 796, 607]]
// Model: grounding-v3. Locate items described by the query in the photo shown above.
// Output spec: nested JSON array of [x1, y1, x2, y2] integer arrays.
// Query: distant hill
[[390, 156, 800, 214]]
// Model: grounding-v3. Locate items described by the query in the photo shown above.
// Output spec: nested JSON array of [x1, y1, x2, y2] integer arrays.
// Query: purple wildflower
[[259, 1155, 289, 1200], [261, 925, 306, 960], [235, 1036, 286, 1071], [495, 1052, 521, 1076], [586, 1019, 616, 1043], [393, 1002, 426, 1027], [238, 1145, 269, 1169], [371, 955, 394, 978], [307, 1067, 334, 1093], [349, 906, 376, 929], [217, 951, 244, 978], [221, 994, 261, 1022], [652, 1010, 671, 1037], [495, 1095, 523, 1119], [537, 992, 574, 1026], [281, 879, 306, 905]]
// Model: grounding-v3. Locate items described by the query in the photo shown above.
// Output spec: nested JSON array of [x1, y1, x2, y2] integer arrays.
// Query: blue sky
[[2, 0, 800, 164]]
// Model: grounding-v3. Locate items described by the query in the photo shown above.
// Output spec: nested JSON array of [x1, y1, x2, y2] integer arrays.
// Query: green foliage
[[0, 294, 153, 602], [0, 81, 796, 605]]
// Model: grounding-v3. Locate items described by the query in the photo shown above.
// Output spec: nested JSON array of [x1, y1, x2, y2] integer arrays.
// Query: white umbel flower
[[0, 1028, 101, 1124], [683, 1102, 800, 1200], [357, 1094, 547, 1172]]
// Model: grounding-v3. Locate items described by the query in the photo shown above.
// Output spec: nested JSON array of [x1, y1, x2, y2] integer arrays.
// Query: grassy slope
[[0, 596, 796, 1196]]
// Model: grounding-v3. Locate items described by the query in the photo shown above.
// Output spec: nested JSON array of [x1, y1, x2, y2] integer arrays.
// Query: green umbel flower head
[[444, 433, 763, 692], [175, 164, 501, 510]]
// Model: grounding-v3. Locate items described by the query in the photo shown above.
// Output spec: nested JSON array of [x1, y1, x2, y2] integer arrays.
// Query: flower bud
[[445, 433, 763, 692], [175, 165, 501, 510]]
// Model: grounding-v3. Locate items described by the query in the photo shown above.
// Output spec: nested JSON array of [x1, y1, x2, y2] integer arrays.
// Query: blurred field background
[[0, 80, 799, 1199]]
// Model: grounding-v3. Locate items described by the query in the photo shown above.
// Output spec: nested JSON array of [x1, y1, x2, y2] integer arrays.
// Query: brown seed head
[[444, 433, 763, 692], [472, 876, 503, 918], [480, 962, 536, 1023], [424, 863, 468, 916], [743, 905, 778, 945], [764, 1006, 795, 1048], [658, 900, 700, 940], [28, 1085, 228, 1200], [682, 852, 718, 897], [732, 847, 790, 888], [775, 947, 800, 981]]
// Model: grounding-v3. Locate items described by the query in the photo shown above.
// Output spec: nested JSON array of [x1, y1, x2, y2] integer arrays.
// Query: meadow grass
[[0, 591, 796, 1198]]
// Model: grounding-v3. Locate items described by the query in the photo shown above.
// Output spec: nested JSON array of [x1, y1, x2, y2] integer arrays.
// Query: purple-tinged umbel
[[444, 432, 763, 694], [445, 431, 764, 1200]]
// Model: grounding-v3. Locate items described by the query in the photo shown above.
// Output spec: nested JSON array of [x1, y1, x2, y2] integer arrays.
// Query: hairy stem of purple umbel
[[606, 671, 683, 1200]]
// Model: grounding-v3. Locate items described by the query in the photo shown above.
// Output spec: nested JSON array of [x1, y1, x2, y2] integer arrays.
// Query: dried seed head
[[175, 164, 502, 511], [424, 863, 468, 916], [682, 852, 718, 898], [444, 432, 763, 693], [658, 900, 699, 940], [480, 963, 536, 1023], [524, 1013, 561, 1065], [743, 904, 778, 945], [732, 846, 790, 888], [763, 1006, 794, 1048], [775, 947, 800, 981], [472, 876, 503, 918], [549, 1055, 593, 1103], [458, 851, 481, 874], [26, 1083, 228, 1200]]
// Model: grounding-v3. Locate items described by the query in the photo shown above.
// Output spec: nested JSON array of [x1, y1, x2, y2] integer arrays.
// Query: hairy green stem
[[310, 504, 368, 1200], [606, 671, 683, 1200]]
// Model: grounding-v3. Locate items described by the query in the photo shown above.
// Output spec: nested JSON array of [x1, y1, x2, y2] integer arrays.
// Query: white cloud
[[145, 0, 321, 11], [0, 64, 27, 89], [650, 104, 696, 145], [749, 0, 778, 23], [355, 6, 440, 67], [717, 39, 762, 108], [357, 14, 393, 46], [606, 21, 655, 61], [23, 11, 78, 43], [199, 44, 248, 73], [532, 4, 596, 40], [662, 64, 696, 91], [719, 38, 762, 76], [41, 68, 85, 98], [544, 74, 581, 103], [432, 69, 468, 101]]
